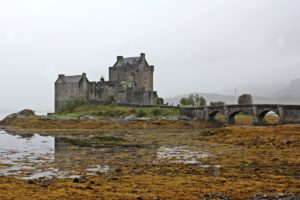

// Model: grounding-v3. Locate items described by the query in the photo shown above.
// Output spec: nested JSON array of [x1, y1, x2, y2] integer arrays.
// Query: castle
[[55, 53, 159, 112]]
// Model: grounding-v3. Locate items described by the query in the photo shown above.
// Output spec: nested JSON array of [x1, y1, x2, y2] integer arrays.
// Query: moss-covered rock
[[17, 109, 36, 117]]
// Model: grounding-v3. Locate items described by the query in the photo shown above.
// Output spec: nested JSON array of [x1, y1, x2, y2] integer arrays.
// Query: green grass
[[52, 104, 182, 119]]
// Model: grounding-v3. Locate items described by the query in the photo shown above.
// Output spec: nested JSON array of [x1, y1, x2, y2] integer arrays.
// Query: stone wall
[[55, 79, 89, 112]]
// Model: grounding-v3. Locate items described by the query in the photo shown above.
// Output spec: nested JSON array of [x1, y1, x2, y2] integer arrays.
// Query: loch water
[[0, 130, 213, 180]]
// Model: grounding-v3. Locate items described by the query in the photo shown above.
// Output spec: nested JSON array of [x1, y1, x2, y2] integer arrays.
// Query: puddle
[[22, 168, 59, 180], [156, 146, 209, 165], [0, 132, 54, 177], [0, 131, 92, 179], [87, 165, 110, 175]]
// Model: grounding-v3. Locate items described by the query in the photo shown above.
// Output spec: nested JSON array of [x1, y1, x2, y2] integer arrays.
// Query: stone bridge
[[182, 104, 300, 125]]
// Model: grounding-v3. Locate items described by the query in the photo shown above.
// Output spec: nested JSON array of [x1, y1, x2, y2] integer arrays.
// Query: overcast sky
[[0, 0, 300, 112]]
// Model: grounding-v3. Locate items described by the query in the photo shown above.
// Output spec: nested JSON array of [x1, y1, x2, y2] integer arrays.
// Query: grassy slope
[[52, 104, 182, 118]]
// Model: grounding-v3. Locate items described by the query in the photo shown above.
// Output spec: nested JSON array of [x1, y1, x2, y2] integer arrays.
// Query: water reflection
[[0, 130, 213, 180]]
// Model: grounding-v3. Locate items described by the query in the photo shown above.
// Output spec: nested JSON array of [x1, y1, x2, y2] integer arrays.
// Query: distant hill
[[165, 92, 300, 106], [217, 82, 285, 97], [272, 78, 300, 98]]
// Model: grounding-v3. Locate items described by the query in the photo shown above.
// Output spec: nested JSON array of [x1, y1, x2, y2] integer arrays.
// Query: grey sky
[[0, 0, 300, 112]]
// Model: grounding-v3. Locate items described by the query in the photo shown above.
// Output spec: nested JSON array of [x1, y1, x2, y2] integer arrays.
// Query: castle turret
[[100, 76, 105, 83]]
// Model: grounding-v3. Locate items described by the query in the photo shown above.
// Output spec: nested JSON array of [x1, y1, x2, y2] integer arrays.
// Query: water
[[157, 146, 209, 164], [0, 131, 214, 180], [0, 131, 56, 179]]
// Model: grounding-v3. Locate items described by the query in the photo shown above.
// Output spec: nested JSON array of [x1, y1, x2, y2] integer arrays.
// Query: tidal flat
[[0, 117, 299, 199]]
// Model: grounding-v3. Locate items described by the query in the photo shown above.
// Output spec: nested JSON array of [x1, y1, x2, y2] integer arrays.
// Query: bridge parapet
[[182, 104, 300, 125]]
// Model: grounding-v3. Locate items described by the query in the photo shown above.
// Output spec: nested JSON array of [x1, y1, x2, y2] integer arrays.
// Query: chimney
[[82, 73, 86, 78], [100, 76, 105, 82], [140, 53, 145, 61], [117, 56, 123, 62], [58, 74, 65, 79]]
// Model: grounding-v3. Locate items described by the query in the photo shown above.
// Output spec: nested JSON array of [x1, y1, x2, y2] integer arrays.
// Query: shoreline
[[0, 115, 210, 135]]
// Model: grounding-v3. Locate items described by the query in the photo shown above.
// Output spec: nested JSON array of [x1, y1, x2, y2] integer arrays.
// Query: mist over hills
[[272, 78, 300, 98], [165, 78, 300, 105]]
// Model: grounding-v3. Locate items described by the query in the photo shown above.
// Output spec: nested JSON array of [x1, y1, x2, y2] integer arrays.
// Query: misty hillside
[[165, 92, 300, 106], [217, 82, 285, 97], [272, 78, 300, 98]]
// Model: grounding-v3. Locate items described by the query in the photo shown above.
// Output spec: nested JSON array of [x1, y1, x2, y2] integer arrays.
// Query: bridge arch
[[208, 110, 225, 123], [228, 110, 252, 125], [258, 110, 280, 125]]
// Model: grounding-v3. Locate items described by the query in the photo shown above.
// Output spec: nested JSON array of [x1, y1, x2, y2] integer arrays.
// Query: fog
[[0, 0, 300, 113]]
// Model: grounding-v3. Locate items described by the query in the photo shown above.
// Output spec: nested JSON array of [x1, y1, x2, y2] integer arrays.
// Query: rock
[[162, 115, 191, 121], [109, 177, 119, 181], [16, 109, 36, 118], [89, 181, 95, 185], [277, 193, 285, 197], [55, 117, 78, 121], [115, 168, 122, 173], [27, 180, 35, 184], [204, 192, 232, 200], [136, 117, 151, 121], [177, 115, 191, 120], [79, 115, 98, 120], [85, 185, 94, 190], [124, 115, 137, 121], [73, 178, 79, 183], [282, 139, 291, 145], [4, 113, 17, 119], [162, 116, 178, 121]]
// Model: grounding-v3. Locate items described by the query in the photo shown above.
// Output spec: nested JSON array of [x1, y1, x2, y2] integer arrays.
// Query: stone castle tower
[[55, 53, 159, 112]]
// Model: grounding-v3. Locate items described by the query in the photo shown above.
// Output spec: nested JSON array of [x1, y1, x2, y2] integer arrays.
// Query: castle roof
[[113, 53, 148, 67], [63, 75, 83, 83], [56, 74, 87, 84], [122, 57, 140, 65]]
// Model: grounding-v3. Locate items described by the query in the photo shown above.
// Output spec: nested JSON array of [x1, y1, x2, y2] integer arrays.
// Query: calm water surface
[[0, 131, 212, 180]]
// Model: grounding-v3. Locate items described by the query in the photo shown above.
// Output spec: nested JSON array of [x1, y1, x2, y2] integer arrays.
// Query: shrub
[[130, 108, 137, 114], [210, 101, 225, 106], [136, 109, 147, 117], [180, 94, 206, 107], [152, 108, 162, 116], [104, 109, 126, 117]]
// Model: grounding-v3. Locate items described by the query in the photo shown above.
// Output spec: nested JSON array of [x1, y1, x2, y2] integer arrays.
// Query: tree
[[180, 94, 206, 107], [210, 101, 225, 106], [238, 94, 253, 105], [157, 97, 164, 105], [194, 94, 206, 106], [180, 96, 193, 106]]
